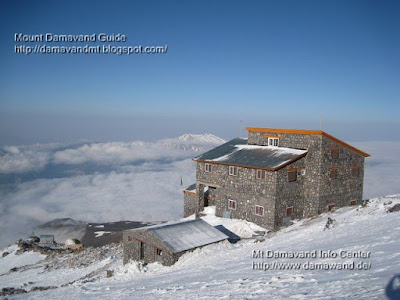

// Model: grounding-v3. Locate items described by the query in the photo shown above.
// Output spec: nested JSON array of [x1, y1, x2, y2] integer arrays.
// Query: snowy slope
[[1, 195, 400, 299], [0, 245, 46, 275]]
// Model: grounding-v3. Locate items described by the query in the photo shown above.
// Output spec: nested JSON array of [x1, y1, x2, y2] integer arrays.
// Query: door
[[139, 241, 144, 260]]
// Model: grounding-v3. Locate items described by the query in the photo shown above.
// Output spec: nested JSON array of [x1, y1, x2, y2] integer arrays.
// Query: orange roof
[[246, 127, 370, 157]]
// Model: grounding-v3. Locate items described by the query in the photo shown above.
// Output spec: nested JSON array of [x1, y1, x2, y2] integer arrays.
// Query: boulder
[[324, 217, 338, 230], [388, 204, 400, 213]]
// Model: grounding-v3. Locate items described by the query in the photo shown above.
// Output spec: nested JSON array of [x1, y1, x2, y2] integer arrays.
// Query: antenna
[[240, 119, 243, 137], [320, 116, 324, 131]]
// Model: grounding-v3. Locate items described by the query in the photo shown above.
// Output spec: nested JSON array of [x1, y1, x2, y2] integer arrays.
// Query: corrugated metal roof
[[194, 138, 307, 170], [128, 219, 228, 253]]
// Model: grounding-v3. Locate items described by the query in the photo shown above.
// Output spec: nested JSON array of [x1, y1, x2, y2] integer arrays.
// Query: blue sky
[[0, 0, 399, 144]]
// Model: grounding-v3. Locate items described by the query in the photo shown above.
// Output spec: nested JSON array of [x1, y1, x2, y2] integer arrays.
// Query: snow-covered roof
[[194, 138, 307, 170], [184, 183, 196, 193], [127, 219, 228, 253]]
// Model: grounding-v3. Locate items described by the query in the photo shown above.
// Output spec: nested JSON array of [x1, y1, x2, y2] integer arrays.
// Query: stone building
[[123, 219, 228, 266], [39, 234, 55, 245], [184, 127, 370, 230]]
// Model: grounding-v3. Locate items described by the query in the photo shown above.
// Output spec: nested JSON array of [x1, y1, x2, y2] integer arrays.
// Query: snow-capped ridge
[[177, 133, 225, 144], [38, 218, 87, 228]]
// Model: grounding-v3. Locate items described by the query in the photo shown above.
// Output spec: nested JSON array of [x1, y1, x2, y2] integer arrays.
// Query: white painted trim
[[268, 137, 279, 147], [229, 166, 237, 176]]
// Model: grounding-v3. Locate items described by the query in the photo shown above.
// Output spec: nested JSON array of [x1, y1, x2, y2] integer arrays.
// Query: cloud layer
[[0, 134, 223, 247], [0, 134, 225, 173], [0, 137, 398, 248], [0, 159, 196, 248], [353, 141, 400, 199]]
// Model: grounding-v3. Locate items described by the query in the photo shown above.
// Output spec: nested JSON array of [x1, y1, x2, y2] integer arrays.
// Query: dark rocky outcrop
[[1, 287, 27, 296], [388, 204, 400, 213]]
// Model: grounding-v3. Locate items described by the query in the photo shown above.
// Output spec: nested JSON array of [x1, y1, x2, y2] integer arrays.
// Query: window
[[350, 200, 357, 206], [229, 166, 238, 176], [205, 163, 211, 173], [331, 147, 339, 159], [268, 138, 279, 147], [128, 236, 132, 242], [255, 169, 265, 179], [288, 169, 297, 182], [328, 204, 335, 211], [155, 247, 163, 263], [228, 199, 236, 210], [255, 205, 264, 216], [351, 166, 359, 177], [155, 248, 163, 256], [286, 206, 293, 217], [330, 167, 337, 179]]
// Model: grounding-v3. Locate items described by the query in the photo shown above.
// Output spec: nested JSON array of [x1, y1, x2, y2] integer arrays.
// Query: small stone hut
[[123, 219, 228, 266], [39, 235, 55, 245]]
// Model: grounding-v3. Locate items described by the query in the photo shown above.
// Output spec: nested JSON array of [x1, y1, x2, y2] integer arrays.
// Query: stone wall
[[248, 131, 324, 220], [196, 162, 277, 229], [275, 157, 306, 227], [183, 191, 197, 217], [123, 230, 176, 266], [248, 130, 365, 221], [318, 137, 364, 211]]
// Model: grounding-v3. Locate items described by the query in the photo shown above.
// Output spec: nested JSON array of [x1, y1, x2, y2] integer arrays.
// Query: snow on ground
[[201, 206, 267, 238], [0, 247, 46, 275], [94, 231, 111, 238], [2, 195, 400, 299], [0, 245, 122, 294]]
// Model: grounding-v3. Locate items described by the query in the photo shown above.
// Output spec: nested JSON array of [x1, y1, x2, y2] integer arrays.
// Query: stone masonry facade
[[123, 229, 183, 266], [184, 128, 368, 230]]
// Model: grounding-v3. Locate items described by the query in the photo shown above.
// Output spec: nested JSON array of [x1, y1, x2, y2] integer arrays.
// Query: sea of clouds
[[0, 135, 399, 248]]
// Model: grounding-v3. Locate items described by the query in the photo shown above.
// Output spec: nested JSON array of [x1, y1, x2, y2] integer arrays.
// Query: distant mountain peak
[[178, 134, 225, 144], [38, 218, 87, 228]]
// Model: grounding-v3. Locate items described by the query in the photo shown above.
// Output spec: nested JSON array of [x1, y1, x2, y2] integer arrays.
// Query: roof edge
[[183, 190, 196, 195], [246, 127, 370, 157], [193, 151, 308, 172]]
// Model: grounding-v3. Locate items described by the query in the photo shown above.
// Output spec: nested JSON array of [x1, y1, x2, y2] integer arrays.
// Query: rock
[[26, 236, 40, 243], [106, 270, 114, 278], [324, 217, 338, 230], [30, 286, 57, 292], [388, 204, 400, 213], [2, 251, 9, 257], [1, 287, 27, 296]]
